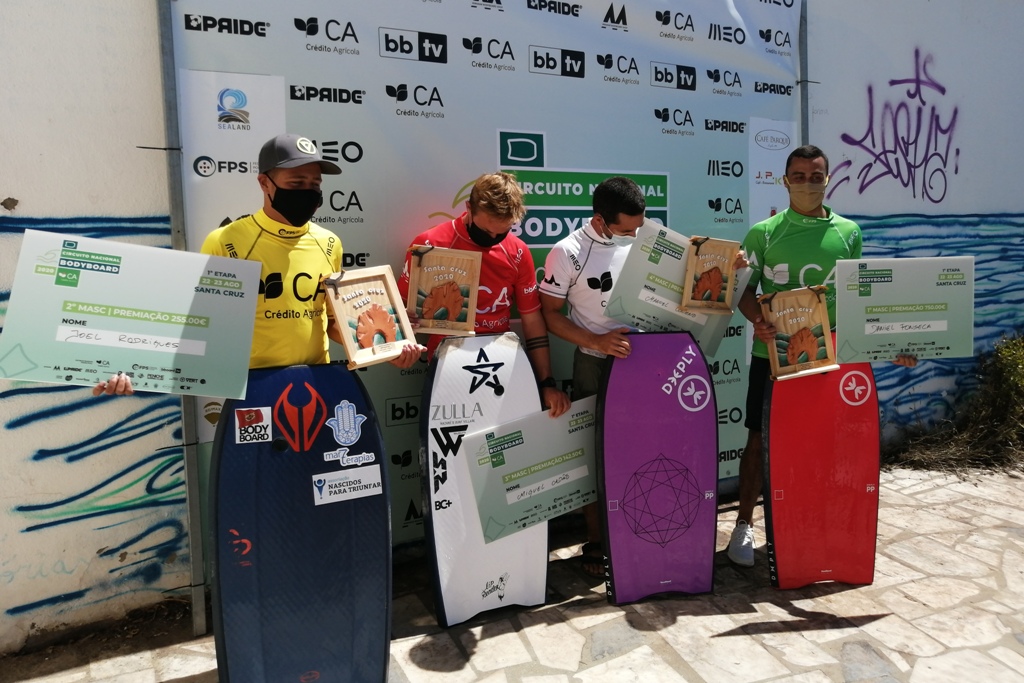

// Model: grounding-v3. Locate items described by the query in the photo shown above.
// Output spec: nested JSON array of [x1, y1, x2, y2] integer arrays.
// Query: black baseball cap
[[258, 134, 342, 175]]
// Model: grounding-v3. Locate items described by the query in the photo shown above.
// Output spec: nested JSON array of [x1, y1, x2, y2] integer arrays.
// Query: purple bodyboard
[[599, 332, 718, 604]]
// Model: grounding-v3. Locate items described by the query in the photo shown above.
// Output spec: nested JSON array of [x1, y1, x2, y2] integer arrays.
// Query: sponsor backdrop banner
[[170, 0, 801, 544]]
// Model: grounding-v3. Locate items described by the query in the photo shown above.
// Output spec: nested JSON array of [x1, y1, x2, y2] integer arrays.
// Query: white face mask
[[785, 176, 830, 214], [610, 233, 635, 247]]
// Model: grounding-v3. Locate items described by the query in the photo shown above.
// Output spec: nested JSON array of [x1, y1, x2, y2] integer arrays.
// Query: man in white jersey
[[539, 176, 646, 576], [727, 145, 916, 567]]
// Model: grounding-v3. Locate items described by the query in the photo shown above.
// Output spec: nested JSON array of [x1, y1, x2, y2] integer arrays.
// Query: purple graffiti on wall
[[829, 49, 959, 204]]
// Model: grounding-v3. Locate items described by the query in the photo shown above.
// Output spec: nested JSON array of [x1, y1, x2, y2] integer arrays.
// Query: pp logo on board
[[840, 370, 872, 406]]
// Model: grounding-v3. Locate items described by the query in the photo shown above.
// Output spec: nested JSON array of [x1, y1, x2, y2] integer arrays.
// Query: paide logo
[[274, 382, 327, 451]]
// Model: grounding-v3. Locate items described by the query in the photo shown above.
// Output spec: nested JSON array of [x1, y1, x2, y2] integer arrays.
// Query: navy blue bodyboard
[[211, 363, 392, 682]]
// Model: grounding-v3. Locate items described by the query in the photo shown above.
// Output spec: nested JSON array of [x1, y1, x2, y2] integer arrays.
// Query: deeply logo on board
[[526, 0, 581, 17], [650, 62, 696, 90], [289, 84, 365, 104], [234, 407, 272, 443], [840, 370, 873, 406], [430, 424, 469, 493], [184, 14, 268, 37], [273, 382, 327, 451], [755, 81, 794, 96], [707, 159, 745, 177], [602, 3, 628, 31], [216, 88, 250, 129], [661, 346, 711, 412], [529, 45, 585, 78], [708, 23, 746, 44], [378, 27, 448, 63], [462, 349, 505, 395], [192, 156, 257, 177], [704, 119, 746, 134], [470, 0, 505, 11]]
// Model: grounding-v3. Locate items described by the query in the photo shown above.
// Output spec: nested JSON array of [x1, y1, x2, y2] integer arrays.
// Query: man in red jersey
[[394, 172, 569, 417]]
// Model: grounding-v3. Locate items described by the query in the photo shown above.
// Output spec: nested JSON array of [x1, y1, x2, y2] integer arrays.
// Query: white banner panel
[[170, 0, 803, 539]]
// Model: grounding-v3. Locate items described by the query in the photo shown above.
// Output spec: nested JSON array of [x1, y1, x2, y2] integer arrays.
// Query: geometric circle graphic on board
[[622, 454, 702, 547]]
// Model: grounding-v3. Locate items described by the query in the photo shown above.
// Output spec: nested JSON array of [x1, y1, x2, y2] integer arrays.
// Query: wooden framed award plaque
[[322, 266, 418, 369], [758, 285, 839, 380], [405, 245, 481, 336], [679, 236, 741, 314]]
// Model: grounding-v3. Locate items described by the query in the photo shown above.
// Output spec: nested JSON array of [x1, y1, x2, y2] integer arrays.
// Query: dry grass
[[883, 335, 1024, 474]]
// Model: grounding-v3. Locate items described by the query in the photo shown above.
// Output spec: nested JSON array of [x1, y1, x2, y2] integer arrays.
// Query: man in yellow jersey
[[94, 134, 421, 394]]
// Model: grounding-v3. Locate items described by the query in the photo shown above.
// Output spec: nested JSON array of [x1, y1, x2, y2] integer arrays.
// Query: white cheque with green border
[[0, 230, 260, 398], [465, 396, 597, 544], [836, 256, 975, 363], [605, 222, 751, 357]]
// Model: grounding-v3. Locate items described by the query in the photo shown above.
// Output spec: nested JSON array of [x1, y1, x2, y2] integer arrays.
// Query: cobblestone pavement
[[9, 468, 1024, 682]]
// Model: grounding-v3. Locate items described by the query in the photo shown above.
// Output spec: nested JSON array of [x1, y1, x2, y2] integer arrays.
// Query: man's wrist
[[538, 376, 557, 390]]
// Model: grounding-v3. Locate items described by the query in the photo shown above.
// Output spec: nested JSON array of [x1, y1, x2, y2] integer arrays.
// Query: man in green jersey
[[726, 144, 916, 567]]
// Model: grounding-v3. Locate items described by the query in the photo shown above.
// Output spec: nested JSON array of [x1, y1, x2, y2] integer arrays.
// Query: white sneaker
[[728, 521, 755, 567]]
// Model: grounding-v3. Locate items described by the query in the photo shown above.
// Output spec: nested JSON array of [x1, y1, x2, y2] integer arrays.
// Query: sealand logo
[[216, 88, 250, 127]]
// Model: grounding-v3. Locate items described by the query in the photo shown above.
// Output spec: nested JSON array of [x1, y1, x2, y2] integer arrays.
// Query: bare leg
[[736, 429, 763, 524]]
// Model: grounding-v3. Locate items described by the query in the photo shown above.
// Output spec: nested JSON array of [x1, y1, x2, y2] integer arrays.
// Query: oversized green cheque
[[464, 396, 598, 543], [835, 256, 975, 362], [0, 230, 260, 398]]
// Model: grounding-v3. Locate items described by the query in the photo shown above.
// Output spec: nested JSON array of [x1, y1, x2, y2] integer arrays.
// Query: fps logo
[[193, 156, 256, 177], [184, 14, 268, 37], [529, 45, 585, 78], [378, 27, 448, 63], [650, 62, 696, 90]]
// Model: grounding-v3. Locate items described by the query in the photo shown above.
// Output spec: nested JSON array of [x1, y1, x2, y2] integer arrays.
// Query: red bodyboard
[[763, 362, 880, 589]]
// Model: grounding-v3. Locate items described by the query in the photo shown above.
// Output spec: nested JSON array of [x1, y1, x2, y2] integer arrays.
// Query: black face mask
[[467, 221, 510, 248], [267, 176, 322, 227]]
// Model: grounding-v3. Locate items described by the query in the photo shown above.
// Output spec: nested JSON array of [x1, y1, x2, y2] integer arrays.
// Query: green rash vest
[[741, 206, 862, 359]]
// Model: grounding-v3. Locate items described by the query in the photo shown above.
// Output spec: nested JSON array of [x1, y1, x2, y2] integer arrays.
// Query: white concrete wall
[[0, 0, 186, 654]]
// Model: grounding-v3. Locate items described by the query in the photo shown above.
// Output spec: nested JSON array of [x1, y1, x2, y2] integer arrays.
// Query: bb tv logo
[[529, 45, 585, 78], [378, 27, 447, 63], [651, 62, 696, 90]]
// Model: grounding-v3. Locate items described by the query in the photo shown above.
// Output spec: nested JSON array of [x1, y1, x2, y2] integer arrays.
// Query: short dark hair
[[593, 176, 645, 226], [785, 144, 829, 175]]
